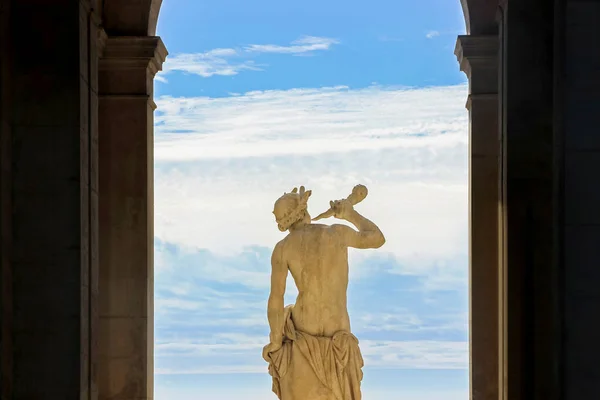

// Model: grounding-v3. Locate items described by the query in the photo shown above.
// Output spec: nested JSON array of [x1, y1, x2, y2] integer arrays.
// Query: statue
[[262, 184, 386, 400]]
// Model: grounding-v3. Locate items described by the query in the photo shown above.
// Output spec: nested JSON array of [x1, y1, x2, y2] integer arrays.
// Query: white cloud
[[155, 334, 466, 374], [157, 36, 338, 81], [159, 48, 262, 80], [356, 310, 467, 335], [361, 339, 468, 369], [154, 85, 466, 159], [154, 84, 469, 265], [153, 84, 470, 379], [155, 74, 169, 83], [245, 35, 339, 54], [426, 31, 440, 39], [154, 244, 467, 377]]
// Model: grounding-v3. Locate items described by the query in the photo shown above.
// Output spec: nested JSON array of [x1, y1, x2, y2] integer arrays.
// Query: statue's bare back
[[279, 223, 352, 337], [263, 185, 385, 400]]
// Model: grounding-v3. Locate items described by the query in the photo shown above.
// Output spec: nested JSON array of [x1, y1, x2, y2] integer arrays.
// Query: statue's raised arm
[[315, 184, 386, 249], [263, 184, 385, 400]]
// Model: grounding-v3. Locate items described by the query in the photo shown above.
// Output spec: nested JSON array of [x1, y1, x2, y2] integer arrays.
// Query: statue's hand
[[262, 341, 282, 363], [331, 199, 354, 220]]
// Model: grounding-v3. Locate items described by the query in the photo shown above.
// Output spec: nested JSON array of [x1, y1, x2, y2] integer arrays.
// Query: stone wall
[[6, 0, 98, 397], [563, 1, 600, 397], [501, 0, 560, 397], [0, 0, 12, 397]]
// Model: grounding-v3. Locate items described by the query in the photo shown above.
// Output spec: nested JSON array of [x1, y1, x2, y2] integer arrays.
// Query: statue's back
[[282, 224, 351, 337]]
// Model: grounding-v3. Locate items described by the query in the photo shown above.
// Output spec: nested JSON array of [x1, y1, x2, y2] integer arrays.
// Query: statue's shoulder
[[274, 237, 287, 250], [309, 222, 337, 230], [326, 223, 349, 232], [305, 223, 347, 236], [274, 235, 295, 253], [271, 239, 287, 263]]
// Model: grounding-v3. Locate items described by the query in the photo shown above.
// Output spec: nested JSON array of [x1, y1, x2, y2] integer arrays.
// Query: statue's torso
[[280, 224, 351, 337]]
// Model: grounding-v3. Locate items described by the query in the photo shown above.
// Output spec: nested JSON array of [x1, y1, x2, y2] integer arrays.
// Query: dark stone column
[[0, 0, 12, 397], [499, 0, 562, 399], [8, 0, 100, 398], [455, 34, 500, 400], [98, 36, 166, 400], [563, 0, 600, 398]]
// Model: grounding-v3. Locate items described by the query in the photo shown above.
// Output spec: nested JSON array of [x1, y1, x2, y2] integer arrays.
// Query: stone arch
[[455, 1, 502, 400], [101, 0, 163, 36], [459, 0, 472, 34], [459, 0, 499, 35]]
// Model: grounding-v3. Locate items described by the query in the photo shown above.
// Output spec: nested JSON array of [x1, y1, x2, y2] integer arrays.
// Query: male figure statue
[[263, 185, 385, 400]]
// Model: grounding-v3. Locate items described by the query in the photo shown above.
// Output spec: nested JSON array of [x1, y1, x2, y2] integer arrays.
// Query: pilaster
[[456, 34, 500, 400], [98, 35, 166, 400]]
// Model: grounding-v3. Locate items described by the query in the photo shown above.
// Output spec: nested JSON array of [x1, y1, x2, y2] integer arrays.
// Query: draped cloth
[[266, 305, 364, 400]]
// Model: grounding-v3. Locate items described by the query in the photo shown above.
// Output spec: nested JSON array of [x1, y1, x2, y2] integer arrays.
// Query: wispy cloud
[[159, 48, 262, 80], [154, 242, 468, 374], [154, 85, 467, 160], [155, 339, 467, 374], [154, 84, 468, 259], [245, 36, 339, 54], [361, 340, 467, 369], [153, 83, 469, 379], [157, 36, 338, 81], [356, 310, 467, 336], [155, 334, 467, 375], [426, 30, 440, 39]]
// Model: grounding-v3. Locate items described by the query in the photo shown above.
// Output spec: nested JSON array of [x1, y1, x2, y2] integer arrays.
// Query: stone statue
[[263, 185, 386, 400]]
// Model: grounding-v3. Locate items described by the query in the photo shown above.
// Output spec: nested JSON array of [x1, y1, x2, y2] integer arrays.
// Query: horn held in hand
[[312, 185, 369, 221]]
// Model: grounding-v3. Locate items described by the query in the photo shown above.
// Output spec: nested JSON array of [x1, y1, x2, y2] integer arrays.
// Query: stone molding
[[100, 36, 168, 76], [455, 34, 498, 78], [97, 28, 108, 57], [465, 92, 498, 110]]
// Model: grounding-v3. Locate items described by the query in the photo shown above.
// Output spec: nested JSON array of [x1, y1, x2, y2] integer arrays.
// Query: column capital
[[456, 34, 499, 97], [455, 34, 498, 78], [100, 36, 168, 77], [99, 36, 168, 98]]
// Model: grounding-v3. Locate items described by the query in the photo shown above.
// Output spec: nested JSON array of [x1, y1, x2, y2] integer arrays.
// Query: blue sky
[[153, 1, 469, 399]]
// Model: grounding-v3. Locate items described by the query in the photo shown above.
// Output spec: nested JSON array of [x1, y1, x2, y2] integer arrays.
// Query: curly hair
[[274, 186, 312, 232]]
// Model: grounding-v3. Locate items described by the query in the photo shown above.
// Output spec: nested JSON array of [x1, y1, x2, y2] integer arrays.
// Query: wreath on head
[[275, 186, 312, 232]]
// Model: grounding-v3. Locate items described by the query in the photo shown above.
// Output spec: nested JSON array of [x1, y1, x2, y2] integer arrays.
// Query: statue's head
[[273, 186, 312, 232]]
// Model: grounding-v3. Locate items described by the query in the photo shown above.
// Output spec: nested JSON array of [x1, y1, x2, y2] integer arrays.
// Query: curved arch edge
[[460, 0, 472, 35], [101, 0, 164, 36], [148, 0, 163, 36]]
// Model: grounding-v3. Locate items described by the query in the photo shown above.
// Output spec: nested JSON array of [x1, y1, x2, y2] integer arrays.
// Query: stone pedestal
[[98, 36, 166, 400], [455, 34, 500, 400]]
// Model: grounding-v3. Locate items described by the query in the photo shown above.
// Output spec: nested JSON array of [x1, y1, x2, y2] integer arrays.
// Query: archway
[[96, 0, 498, 398], [3, 0, 590, 398]]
